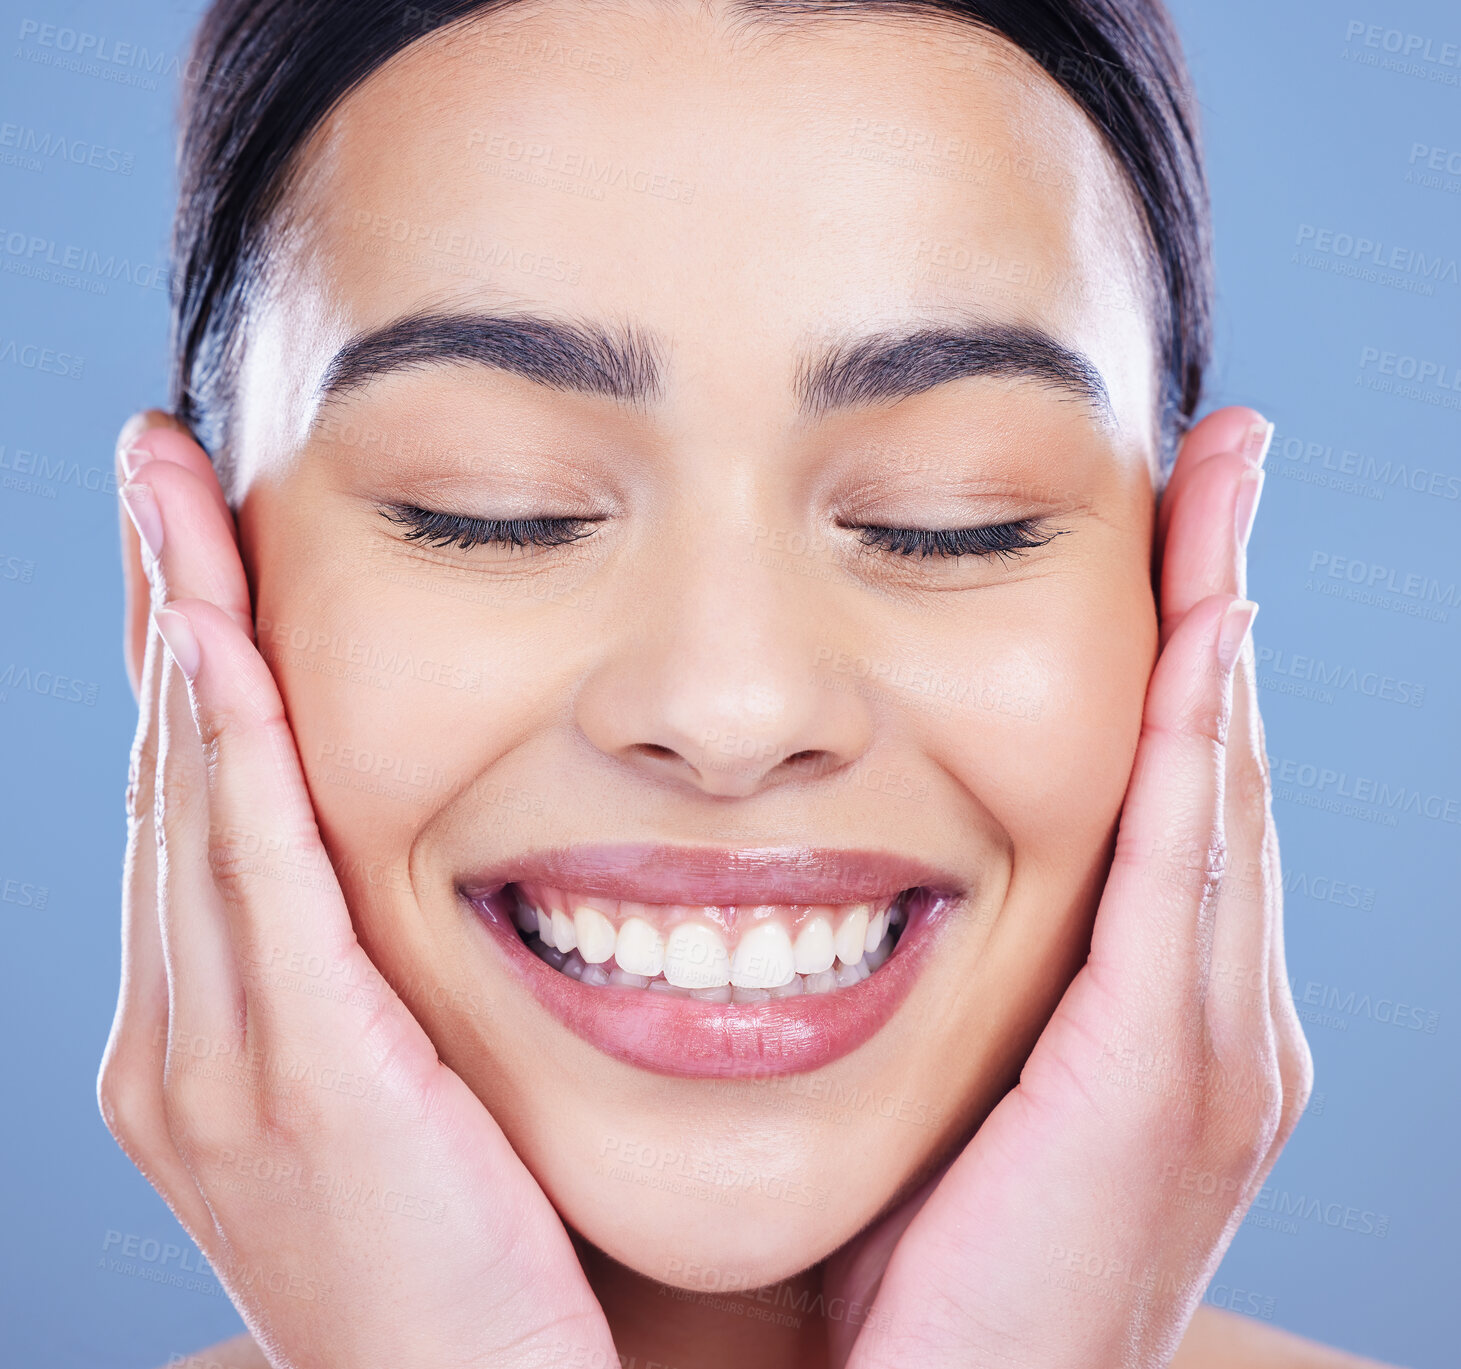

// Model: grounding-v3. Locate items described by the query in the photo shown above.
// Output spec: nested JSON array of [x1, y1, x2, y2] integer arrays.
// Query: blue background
[[1, 1, 1456, 1364]]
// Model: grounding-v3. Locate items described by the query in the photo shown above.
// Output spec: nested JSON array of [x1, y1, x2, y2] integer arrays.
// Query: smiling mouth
[[507, 881, 912, 1003], [458, 844, 961, 1077]]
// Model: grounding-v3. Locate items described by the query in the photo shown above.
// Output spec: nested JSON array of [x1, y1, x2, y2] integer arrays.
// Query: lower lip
[[465, 888, 952, 1079]]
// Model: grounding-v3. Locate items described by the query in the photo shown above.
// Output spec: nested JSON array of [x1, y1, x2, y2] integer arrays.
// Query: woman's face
[[229, 1, 1160, 1290]]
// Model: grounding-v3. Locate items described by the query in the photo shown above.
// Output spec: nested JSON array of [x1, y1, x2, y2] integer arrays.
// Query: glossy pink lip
[[458, 842, 962, 906], [458, 845, 964, 1079]]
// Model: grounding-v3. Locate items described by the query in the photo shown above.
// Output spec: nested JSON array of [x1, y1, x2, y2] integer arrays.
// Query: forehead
[[241, 0, 1156, 469]]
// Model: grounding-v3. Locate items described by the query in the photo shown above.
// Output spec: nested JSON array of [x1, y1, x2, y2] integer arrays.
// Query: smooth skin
[[107, 405, 1399, 1369], [98, 3, 1404, 1366]]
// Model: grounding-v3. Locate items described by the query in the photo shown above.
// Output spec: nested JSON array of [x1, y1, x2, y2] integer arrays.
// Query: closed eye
[[851, 518, 1066, 560], [380, 504, 600, 551]]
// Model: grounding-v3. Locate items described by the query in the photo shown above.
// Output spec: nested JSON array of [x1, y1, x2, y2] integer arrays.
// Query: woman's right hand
[[822, 407, 1315, 1368], [97, 413, 617, 1369]]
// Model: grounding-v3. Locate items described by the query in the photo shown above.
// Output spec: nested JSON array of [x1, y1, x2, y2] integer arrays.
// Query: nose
[[574, 540, 874, 798]]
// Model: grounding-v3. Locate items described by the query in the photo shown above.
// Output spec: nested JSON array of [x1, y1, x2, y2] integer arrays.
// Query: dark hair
[[171, 0, 1211, 490]]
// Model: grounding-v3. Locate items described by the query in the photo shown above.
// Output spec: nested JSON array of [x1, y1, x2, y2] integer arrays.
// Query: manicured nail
[[1234, 468, 1265, 550], [1240, 419, 1273, 468], [154, 607, 200, 682], [116, 412, 184, 478], [120, 480, 164, 562], [1217, 599, 1258, 673], [118, 442, 152, 481]]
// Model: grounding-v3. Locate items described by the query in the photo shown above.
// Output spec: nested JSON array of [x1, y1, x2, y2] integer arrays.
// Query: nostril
[[631, 743, 681, 762], [782, 748, 837, 777]]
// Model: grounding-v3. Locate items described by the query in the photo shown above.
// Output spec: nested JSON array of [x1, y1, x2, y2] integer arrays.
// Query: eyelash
[[381, 505, 598, 551], [852, 518, 1063, 560], [381, 505, 1063, 561]]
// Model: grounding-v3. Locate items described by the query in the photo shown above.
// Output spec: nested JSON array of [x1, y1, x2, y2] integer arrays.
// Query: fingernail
[[1217, 599, 1258, 673], [120, 480, 164, 562], [116, 412, 184, 478], [1234, 468, 1265, 550], [118, 441, 152, 481], [154, 607, 200, 682], [1240, 419, 1273, 468]]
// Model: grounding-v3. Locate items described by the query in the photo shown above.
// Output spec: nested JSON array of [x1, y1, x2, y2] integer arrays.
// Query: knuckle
[[153, 757, 205, 829], [206, 837, 259, 901], [125, 735, 159, 830], [1274, 1012, 1315, 1143], [97, 1056, 152, 1154], [1203, 1038, 1283, 1162], [1228, 755, 1270, 819], [1122, 828, 1227, 905], [160, 1047, 245, 1156], [253, 1073, 328, 1152]]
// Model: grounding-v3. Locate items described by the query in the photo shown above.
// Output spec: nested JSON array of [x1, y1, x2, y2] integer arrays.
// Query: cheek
[[920, 573, 1157, 874], [252, 564, 522, 872]]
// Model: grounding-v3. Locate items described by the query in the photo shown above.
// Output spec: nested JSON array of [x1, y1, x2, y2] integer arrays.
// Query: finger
[[154, 621, 248, 1045], [118, 412, 231, 524], [1206, 633, 1277, 1061], [98, 614, 219, 1243], [1232, 642, 1315, 1166], [1158, 451, 1263, 646], [1089, 594, 1255, 1025], [153, 598, 384, 1046], [1155, 405, 1271, 559], [116, 414, 176, 698], [120, 458, 252, 631]]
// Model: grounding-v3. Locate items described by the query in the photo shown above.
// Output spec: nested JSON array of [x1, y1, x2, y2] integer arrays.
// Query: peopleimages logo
[[1255, 645, 1426, 707], [1295, 224, 1458, 290], [1357, 346, 1461, 388], [1307, 551, 1459, 606], [1343, 20, 1461, 68], [1271, 430, 1461, 501], [1269, 755, 1461, 826]]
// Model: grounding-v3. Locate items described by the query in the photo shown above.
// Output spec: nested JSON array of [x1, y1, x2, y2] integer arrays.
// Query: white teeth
[[514, 900, 539, 934], [648, 979, 691, 997], [664, 922, 732, 989], [804, 969, 839, 995], [730, 923, 795, 989], [615, 916, 666, 978], [689, 983, 733, 1003], [864, 907, 887, 954], [551, 910, 577, 953], [834, 905, 870, 967], [519, 890, 908, 994], [609, 967, 651, 988], [793, 915, 836, 975], [573, 905, 618, 964]]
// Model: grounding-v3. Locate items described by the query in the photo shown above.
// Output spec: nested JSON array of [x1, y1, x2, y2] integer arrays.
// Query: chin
[[333, 826, 1084, 1300], [568, 1178, 863, 1293]]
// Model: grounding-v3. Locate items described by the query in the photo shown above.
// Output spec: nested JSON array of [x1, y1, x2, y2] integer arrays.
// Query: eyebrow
[[793, 321, 1113, 424], [316, 310, 664, 410], [314, 309, 1113, 425]]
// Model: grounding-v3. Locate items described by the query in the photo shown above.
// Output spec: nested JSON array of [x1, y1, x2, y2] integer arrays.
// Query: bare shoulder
[[1173, 1305, 1411, 1368], [169, 1310, 1410, 1369], [155, 1333, 272, 1369]]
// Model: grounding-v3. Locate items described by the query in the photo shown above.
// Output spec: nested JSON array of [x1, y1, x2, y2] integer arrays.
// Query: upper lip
[[457, 843, 964, 906]]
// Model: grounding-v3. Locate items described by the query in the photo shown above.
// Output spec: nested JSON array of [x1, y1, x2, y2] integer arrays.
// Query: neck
[[573, 1234, 830, 1369]]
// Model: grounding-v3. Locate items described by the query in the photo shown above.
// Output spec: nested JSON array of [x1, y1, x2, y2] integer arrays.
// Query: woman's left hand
[[822, 405, 1313, 1368]]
